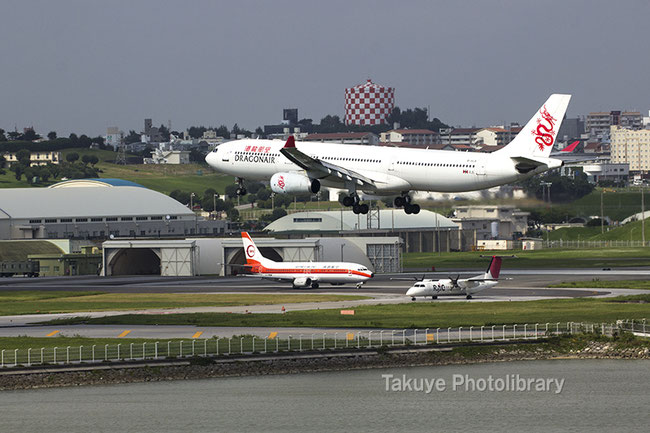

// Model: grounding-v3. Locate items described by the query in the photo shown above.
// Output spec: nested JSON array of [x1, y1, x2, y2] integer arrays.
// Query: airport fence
[[0, 321, 640, 369], [543, 240, 648, 249]]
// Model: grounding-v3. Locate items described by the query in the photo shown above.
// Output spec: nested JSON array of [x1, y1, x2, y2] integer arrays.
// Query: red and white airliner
[[240, 232, 373, 288], [206, 94, 571, 215]]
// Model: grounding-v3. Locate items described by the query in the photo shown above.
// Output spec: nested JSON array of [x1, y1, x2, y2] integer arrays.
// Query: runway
[[0, 269, 647, 339]]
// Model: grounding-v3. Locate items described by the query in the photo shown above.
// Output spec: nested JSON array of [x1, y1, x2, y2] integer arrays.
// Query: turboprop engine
[[271, 172, 320, 194]]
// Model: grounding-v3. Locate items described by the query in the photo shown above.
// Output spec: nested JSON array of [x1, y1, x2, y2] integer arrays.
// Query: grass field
[[549, 280, 650, 290], [42, 295, 650, 329], [0, 292, 369, 316], [402, 247, 650, 270]]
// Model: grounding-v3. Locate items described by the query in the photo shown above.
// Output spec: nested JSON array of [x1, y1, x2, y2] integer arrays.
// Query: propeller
[[449, 274, 461, 289]]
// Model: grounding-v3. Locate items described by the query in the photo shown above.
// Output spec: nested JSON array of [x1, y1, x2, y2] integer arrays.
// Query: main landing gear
[[235, 177, 247, 196], [394, 194, 420, 214], [342, 194, 369, 215]]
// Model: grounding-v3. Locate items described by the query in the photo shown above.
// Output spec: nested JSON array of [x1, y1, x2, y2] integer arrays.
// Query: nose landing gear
[[235, 178, 247, 196]]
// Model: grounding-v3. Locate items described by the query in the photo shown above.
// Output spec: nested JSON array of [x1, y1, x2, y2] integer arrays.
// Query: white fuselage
[[406, 279, 498, 298], [205, 139, 552, 195], [250, 260, 373, 286]]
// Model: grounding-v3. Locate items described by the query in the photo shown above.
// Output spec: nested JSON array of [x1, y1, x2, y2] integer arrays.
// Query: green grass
[[549, 280, 650, 290], [547, 217, 650, 242], [545, 188, 647, 222], [403, 247, 650, 270], [0, 292, 369, 316], [41, 295, 650, 329]]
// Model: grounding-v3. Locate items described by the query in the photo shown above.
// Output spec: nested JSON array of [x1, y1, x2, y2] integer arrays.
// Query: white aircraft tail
[[241, 232, 275, 267], [497, 94, 571, 158]]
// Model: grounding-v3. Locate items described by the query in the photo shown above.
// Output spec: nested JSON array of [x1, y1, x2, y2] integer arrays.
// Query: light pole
[[190, 192, 195, 210], [213, 193, 219, 220]]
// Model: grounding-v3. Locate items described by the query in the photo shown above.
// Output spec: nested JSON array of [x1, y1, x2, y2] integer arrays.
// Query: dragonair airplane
[[206, 94, 571, 215], [405, 256, 503, 300], [240, 232, 373, 288]]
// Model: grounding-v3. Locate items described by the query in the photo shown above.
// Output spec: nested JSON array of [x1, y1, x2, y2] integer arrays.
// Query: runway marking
[[117, 330, 132, 338], [268, 331, 278, 339], [192, 331, 203, 339], [46, 330, 60, 337]]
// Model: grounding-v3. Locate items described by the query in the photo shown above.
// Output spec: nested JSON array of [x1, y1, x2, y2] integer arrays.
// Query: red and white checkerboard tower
[[344, 79, 394, 126]]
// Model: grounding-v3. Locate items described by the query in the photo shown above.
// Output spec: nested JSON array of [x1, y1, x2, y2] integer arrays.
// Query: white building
[[105, 127, 123, 149], [610, 125, 650, 171], [145, 148, 191, 164], [452, 205, 529, 241], [379, 129, 438, 146], [2, 151, 61, 166]]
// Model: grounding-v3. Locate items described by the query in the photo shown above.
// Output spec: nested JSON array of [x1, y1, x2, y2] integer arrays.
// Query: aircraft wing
[[280, 136, 377, 189]]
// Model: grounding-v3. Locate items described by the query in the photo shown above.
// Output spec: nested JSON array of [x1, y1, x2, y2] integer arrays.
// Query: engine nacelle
[[271, 172, 320, 194], [292, 277, 311, 288]]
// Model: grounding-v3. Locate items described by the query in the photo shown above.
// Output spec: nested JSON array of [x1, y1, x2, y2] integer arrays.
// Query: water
[[1, 359, 648, 432]]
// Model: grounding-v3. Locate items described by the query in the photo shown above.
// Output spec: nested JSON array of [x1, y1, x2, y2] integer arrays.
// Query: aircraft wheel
[[311, 282, 319, 289], [404, 204, 413, 214], [432, 296, 437, 299], [360, 203, 369, 214], [411, 204, 420, 214], [352, 204, 362, 214], [466, 295, 472, 300], [394, 196, 405, 207], [342, 196, 354, 207], [411, 297, 416, 301]]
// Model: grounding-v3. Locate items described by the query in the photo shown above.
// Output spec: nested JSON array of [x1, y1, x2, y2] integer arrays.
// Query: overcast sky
[[1, 0, 649, 137]]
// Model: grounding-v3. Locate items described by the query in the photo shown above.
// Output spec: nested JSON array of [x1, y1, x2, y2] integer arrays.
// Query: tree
[[82, 155, 92, 165], [0, 154, 5, 174], [68, 133, 79, 146], [78, 134, 92, 147], [15, 149, 31, 166], [0, 128, 6, 141], [124, 130, 141, 144], [158, 124, 170, 141], [19, 128, 40, 141], [226, 208, 240, 221], [88, 155, 99, 165], [47, 131, 57, 140], [66, 152, 79, 163], [189, 149, 204, 163], [7, 131, 20, 140]]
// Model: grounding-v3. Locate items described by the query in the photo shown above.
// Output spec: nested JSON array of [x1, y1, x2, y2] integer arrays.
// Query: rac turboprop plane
[[206, 94, 571, 215], [404, 255, 503, 300], [239, 232, 373, 289]]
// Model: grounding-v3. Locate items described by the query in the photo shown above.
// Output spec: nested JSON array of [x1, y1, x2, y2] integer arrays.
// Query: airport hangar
[[0, 178, 402, 276]]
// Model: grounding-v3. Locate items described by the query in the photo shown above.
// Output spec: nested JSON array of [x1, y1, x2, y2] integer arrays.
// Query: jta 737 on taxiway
[[206, 94, 571, 215], [237, 232, 373, 289]]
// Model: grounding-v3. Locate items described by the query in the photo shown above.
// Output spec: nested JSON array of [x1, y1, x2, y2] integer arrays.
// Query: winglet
[[561, 140, 580, 153], [284, 136, 296, 148]]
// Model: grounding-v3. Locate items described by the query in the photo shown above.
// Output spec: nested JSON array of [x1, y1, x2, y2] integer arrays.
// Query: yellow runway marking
[[268, 332, 278, 339], [117, 330, 132, 338], [46, 330, 60, 337], [192, 331, 203, 339]]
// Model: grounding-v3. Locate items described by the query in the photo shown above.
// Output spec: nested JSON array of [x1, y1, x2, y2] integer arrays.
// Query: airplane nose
[[406, 287, 415, 296], [370, 272, 374, 278], [205, 149, 218, 166]]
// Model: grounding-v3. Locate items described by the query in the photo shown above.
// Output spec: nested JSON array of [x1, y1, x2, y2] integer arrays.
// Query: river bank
[[1, 336, 648, 391]]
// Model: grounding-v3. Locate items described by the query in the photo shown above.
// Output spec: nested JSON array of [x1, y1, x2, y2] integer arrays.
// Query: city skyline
[[1, 0, 649, 137]]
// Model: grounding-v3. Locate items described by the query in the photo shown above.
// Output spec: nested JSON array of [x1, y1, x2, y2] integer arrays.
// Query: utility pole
[[600, 189, 604, 234], [642, 184, 645, 245]]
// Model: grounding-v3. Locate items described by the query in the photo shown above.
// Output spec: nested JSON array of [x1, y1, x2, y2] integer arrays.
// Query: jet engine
[[292, 277, 311, 288], [271, 173, 320, 194]]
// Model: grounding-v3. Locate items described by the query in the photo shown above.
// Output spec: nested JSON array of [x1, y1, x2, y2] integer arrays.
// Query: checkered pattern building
[[345, 79, 394, 126]]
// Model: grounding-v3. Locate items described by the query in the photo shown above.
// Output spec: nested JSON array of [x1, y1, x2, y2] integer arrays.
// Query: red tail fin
[[486, 256, 502, 279], [561, 140, 580, 153]]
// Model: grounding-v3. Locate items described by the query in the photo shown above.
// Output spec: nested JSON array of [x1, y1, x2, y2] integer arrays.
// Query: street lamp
[[213, 193, 219, 219], [190, 192, 195, 210]]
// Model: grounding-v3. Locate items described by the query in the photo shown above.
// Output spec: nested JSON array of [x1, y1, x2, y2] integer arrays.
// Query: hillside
[[548, 217, 650, 242]]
